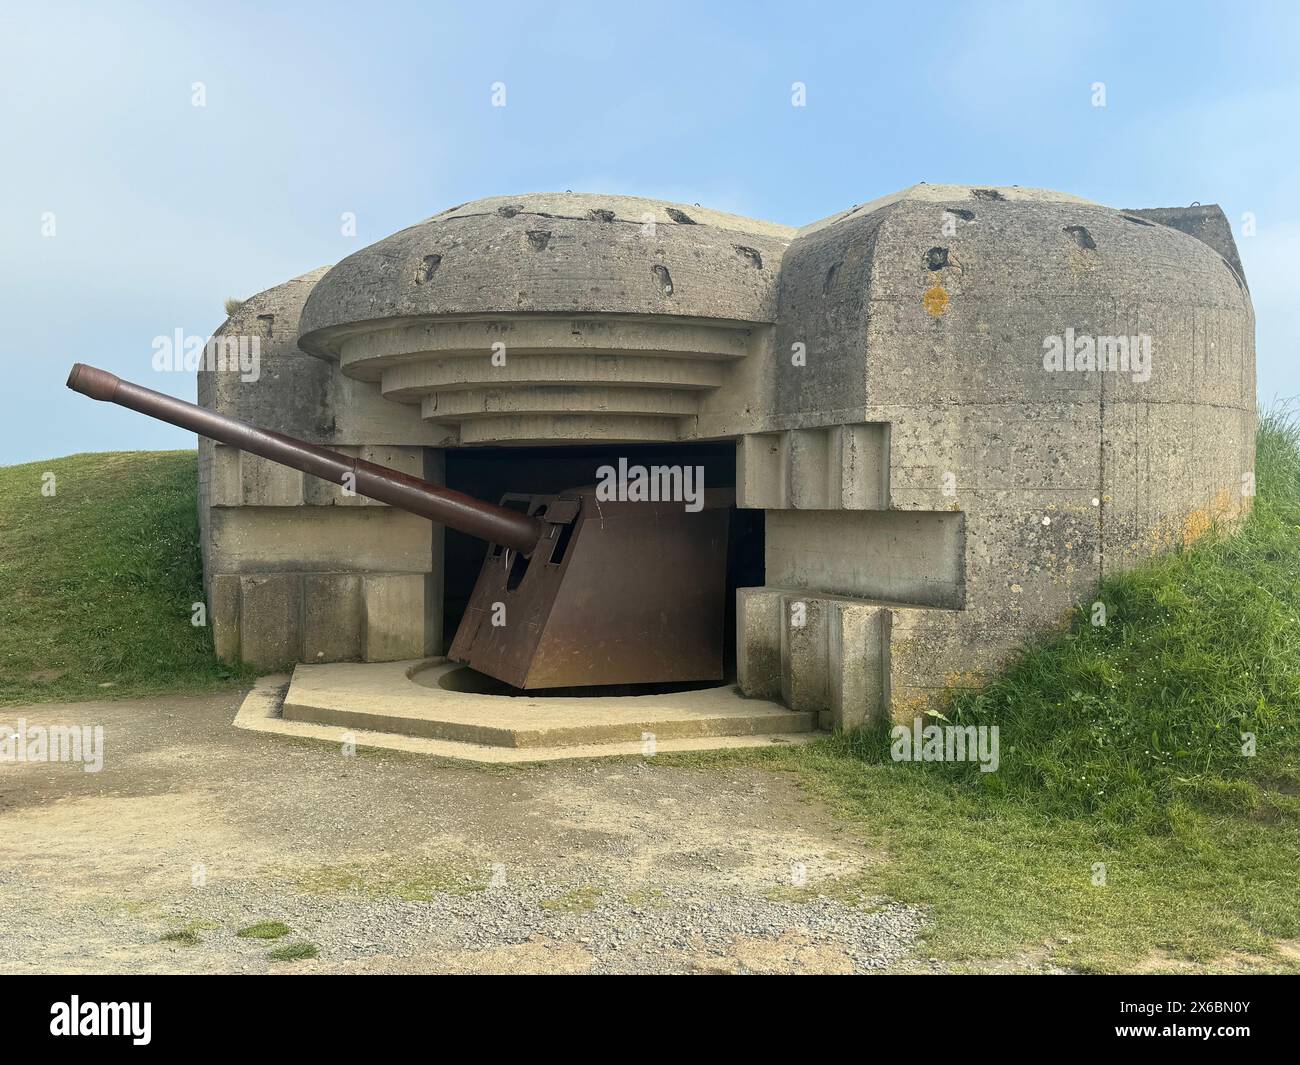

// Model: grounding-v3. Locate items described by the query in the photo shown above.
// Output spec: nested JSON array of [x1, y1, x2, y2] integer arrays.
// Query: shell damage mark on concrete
[[651, 263, 674, 295], [945, 207, 976, 221], [525, 230, 551, 251], [822, 262, 840, 295], [665, 208, 696, 225], [414, 254, 442, 283], [734, 245, 763, 269], [497, 205, 524, 218], [925, 247, 949, 270], [1062, 224, 1097, 250], [587, 208, 615, 223], [972, 188, 1006, 201], [255, 313, 275, 338]]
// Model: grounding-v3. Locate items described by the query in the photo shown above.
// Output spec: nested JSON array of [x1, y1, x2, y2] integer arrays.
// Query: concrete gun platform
[[234, 660, 816, 763]]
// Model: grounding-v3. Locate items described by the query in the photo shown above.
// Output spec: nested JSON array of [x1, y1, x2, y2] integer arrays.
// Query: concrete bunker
[[162, 186, 1254, 756]]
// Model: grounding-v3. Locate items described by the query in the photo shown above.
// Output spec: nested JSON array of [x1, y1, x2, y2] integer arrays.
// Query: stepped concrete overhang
[[201, 183, 1256, 751], [297, 192, 796, 444]]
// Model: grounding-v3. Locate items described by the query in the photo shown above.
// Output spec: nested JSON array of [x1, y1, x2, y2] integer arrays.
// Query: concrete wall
[[198, 269, 444, 669], [737, 185, 1254, 724]]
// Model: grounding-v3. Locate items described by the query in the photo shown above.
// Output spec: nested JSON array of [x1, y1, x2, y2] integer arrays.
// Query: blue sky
[[2, 0, 1296, 464]]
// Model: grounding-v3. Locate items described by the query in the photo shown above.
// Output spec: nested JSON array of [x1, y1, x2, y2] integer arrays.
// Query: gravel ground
[[0, 689, 936, 974], [2, 871, 929, 975]]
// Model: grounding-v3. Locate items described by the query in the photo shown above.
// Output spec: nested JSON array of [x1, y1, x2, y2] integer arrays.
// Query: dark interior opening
[[441, 441, 765, 683], [428, 665, 722, 698], [505, 549, 530, 591]]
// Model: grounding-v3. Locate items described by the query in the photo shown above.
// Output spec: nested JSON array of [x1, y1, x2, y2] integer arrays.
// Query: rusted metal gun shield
[[450, 489, 731, 689]]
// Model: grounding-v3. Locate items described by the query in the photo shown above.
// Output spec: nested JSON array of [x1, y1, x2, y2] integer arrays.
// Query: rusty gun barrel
[[66, 363, 545, 555]]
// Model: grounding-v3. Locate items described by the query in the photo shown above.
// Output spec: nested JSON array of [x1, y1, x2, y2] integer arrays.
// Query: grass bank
[[0, 450, 253, 705], [673, 411, 1300, 972]]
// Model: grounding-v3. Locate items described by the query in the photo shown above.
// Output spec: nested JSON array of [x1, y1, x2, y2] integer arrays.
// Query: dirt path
[[0, 691, 931, 974]]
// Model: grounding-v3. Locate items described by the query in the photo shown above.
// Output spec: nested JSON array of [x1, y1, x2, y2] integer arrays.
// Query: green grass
[[292, 858, 489, 900], [930, 407, 1300, 830], [539, 886, 602, 913], [156, 919, 217, 947], [624, 887, 671, 910], [668, 410, 1300, 972], [236, 920, 291, 940], [740, 740, 1300, 971], [268, 940, 319, 962], [0, 450, 255, 705]]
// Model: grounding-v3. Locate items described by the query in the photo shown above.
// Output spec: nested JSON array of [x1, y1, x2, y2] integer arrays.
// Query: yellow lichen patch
[[923, 281, 949, 316], [1138, 484, 1251, 556], [1181, 507, 1213, 544], [1181, 486, 1248, 546], [891, 692, 930, 724]]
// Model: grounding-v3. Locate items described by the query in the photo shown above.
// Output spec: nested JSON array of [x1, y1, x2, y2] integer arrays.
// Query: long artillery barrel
[[66, 363, 545, 555]]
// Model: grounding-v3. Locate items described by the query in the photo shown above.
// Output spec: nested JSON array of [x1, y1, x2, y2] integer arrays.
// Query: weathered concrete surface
[[208, 507, 433, 572], [736, 589, 892, 732], [261, 662, 815, 760], [360, 575, 431, 662], [237, 574, 301, 670], [298, 193, 794, 341], [199, 273, 445, 668], [764, 509, 966, 609], [1123, 203, 1248, 287], [198, 268, 435, 447]]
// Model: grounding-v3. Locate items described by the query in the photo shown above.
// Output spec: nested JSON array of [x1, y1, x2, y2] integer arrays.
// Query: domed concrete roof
[[298, 192, 795, 357], [772, 183, 1252, 418], [791, 183, 1248, 309]]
